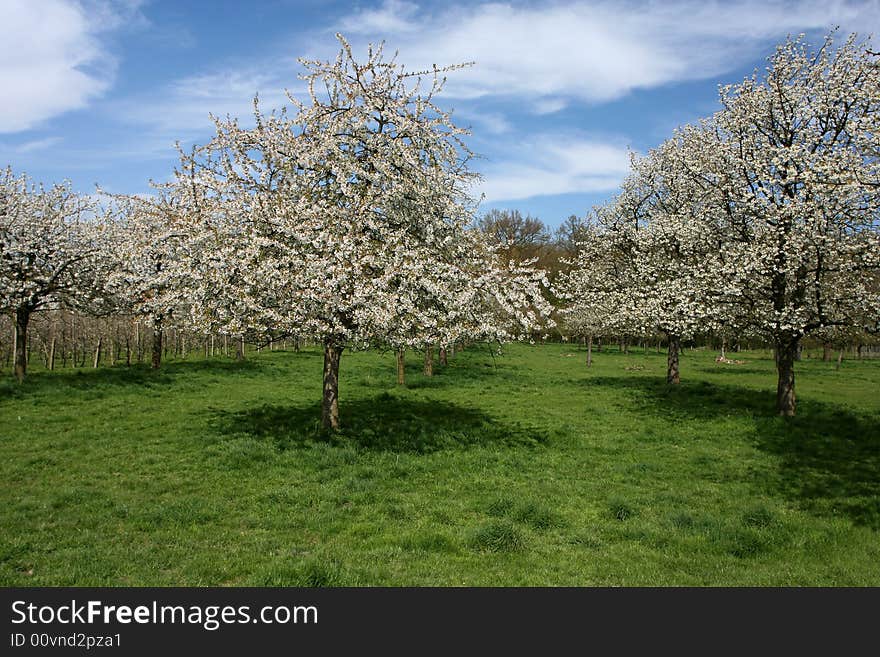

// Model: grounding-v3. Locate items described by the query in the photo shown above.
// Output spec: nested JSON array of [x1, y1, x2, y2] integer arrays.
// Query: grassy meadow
[[1, 342, 878, 586]]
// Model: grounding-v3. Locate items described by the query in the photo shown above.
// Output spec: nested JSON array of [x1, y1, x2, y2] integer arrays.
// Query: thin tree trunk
[[48, 337, 56, 371], [423, 345, 434, 377], [396, 348, 406, 385], [720, 338, 726, 360], [93, 336, 102, 368], [125, 336, 131, 367], [151, 320, 162, 370], [822, 342, 832, 362], [135, 321, 143, 363], [836, 349, 844, 371], [587, 335, 593, 367], [14, 306, 30, 382], [321, 340, 343, 431], [775, 336, 799, 416], [666, 332, 681, 385], [439, 346, 448, 366], [236, 336, 245, 361]]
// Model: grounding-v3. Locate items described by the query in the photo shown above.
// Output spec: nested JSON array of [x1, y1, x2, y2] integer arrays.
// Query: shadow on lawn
[[209, 393, 550, 454], [0, 358, 262, 396], [585, 375, 880, 529]]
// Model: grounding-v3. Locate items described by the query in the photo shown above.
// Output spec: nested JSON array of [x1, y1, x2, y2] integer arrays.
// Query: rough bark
[[439, 347, 448, 367], [396, 349, 406, 386], [93, 336, 102, 368], [236, 337, 245, 361], [423, 345, 434, 377], [822, 342, 832, 362], [775, 336, 799, 416], [151, 321, 162, 370], [14, 306, 30, 382], [322, 340, 343, 431], [666, 332, 681, 385]]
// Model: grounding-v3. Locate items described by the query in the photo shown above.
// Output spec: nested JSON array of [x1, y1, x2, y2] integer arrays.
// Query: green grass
[[1, 343, 879, 585]]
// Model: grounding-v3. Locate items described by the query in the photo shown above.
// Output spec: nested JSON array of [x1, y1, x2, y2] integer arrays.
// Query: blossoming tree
[[702, 34, 880, 415], [102, 191, 190, 369], [0, 168, 103, 381], [173, 35, 551, 429]]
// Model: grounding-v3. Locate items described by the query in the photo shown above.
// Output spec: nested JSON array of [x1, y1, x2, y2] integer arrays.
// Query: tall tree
[[703, 34, 880, 415], [0, 168, 103, 381], [476, 209, 551, 264], [175, 35, 551, 429], [103, 192, 189, 369]]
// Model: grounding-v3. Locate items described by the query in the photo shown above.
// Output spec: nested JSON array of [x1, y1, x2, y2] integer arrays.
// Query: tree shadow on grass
[[0, 358, 262, 397], [583, 375, 880, 529], [208, 392, 551, 454]]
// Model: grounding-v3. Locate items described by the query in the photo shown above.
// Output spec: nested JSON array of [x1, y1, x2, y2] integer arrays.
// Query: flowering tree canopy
[[102, 190, 191, 368], [173, 35, 551, 428], [703, 33, 880, 414], [0, 167, 104, 380]]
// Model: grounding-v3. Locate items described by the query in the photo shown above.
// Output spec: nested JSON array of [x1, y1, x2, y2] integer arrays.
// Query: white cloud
[[338, 0, 420, 34], [13, 137, 63, 153], [477, 137, 633, 202], [116, 67, 299, 141], [0, 0, 142, 133], [337, 0, 880, 110]]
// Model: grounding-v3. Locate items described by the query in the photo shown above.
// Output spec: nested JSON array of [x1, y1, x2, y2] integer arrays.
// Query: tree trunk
[[48, 337, 56, 371], [836, 349, 844, 371], [396, 349, 406, 386], [720, 338, 726, 360], [135, 321, 143, 363], [14, 306, 30, 382], [423, 345, 434, 377], [236, 337, 245, 361], [822, 342, 832, 362], [93, 336, 102, 368], [666, 332, 681, 385], [151, 321, 162, 370], [322, 340, 343, 431], [587, 335, 593, 368], [775, 337, 799, 416], [439, 346, 448, 367]]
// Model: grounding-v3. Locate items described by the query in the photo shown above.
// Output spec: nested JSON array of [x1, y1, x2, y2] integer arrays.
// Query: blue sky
[[1, 0, 877, 229]]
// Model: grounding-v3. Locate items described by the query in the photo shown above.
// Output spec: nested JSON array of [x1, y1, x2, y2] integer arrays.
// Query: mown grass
[[1, 343, 878, 585]]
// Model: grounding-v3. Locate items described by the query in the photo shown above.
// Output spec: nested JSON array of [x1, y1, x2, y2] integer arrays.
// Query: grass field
[[1, 342, 878, 586]]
